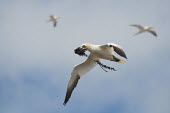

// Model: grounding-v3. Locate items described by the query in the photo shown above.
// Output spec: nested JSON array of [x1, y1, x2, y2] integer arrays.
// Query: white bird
[[130, 24, 157, 37], [63, 43, 127, 105], [47, 15, 60, 28]]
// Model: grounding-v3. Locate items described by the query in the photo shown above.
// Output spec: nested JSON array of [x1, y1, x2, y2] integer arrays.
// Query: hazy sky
[[1, 0, 170, 113]]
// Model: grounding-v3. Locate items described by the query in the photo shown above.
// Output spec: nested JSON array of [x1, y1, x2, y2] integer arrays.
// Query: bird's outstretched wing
[[112, 44, 127, 59], [147, 29, 157, 37], [130, 24, 144, 30], [63, 54, 97, 105], [100, 43, 127, 59], [50, 15, 55, 20], [63, 74, 80, 106]]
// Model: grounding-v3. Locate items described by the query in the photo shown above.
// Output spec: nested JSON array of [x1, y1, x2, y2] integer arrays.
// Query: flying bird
[[63, 43, 127, 105], [130, 24, 157, 37], [47, 15, 60, 28]]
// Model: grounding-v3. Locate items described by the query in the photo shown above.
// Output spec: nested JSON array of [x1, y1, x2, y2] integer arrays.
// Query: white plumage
[[130, 24, 157, 37], [63, 43, 127, 105], [48, 15, 60, 28]]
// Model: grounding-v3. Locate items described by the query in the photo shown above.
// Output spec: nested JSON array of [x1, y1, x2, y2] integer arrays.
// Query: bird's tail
[[111, 55, 126, 63], [117, 58, 126, 63]]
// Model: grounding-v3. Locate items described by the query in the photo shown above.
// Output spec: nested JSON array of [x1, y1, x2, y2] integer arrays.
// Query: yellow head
[[81, 43, 93, 51]]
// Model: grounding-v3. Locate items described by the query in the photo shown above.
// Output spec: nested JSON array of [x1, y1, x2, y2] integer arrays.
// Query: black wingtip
[[63, 99, 68, 106], [63, 102, 66, 106], [122, 55, 127, 59]]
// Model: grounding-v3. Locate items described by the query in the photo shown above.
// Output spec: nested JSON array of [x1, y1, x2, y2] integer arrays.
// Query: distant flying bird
[[48, 15, 60, 28], [130, 24, 157, 37], [63, 43, 127, 105]]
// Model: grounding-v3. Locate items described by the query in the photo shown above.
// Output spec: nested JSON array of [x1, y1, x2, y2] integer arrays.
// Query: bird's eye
[[109, 45, 113, 47], [82, 45, 86, 48]]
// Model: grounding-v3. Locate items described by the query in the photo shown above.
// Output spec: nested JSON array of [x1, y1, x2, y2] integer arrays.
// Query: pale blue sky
[[0, 0, 170, 113]]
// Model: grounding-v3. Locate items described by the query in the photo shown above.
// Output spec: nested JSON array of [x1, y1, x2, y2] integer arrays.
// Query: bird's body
[[130, 24, 157, 37], [63, 43, 127, 105], [48, 15, 60, 28]]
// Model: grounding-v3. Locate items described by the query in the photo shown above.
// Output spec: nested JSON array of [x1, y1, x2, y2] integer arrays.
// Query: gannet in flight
[[130, 24, 157, 37], [48, 15, 60, 28], [63, 43, 127, 105]]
